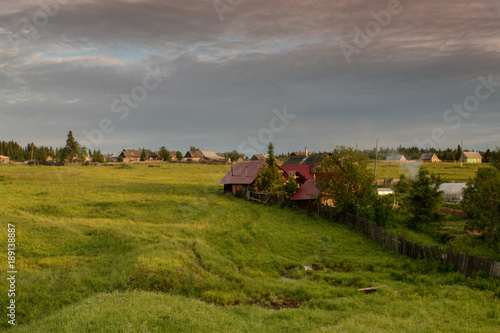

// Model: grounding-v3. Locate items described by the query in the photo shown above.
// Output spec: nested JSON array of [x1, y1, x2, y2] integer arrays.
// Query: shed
[[438, 183, 467, 202], [219, 161, 264, 197]]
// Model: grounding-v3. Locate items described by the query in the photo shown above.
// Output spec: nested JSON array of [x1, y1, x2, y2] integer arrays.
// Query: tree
[[158, 146, 172, 161], [92, 150, 104, 163], [255, 143, 284, 195], [315, 146, 375, 215], [140, 148, 148, 161], [176, 151, 183, 160], [462, 167, 500, 250], [455, 144, 463, 161], [224, 150, 245, 162], [190, 146, 200, 151], [405, 167, 443, 229], [283, 172, 299, 199], [63, 131, 79, 162]]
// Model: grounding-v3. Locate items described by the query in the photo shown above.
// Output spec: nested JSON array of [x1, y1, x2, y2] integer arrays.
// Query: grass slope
[[0, 164, 499, 332]]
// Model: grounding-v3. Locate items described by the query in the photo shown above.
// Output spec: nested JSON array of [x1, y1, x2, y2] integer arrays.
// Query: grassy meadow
[[0, 163, 499, 332], [371, 161, 486, 182]]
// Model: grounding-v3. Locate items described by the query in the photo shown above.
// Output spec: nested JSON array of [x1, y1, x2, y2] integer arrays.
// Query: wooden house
[[250, 154, 268, 161], [0, 155, 10, 164], [119, 149, 158, 162], [420, 153, 441, 163], [219, 161, 264, 197], [386, 155, 407, 162], [460, 152, 482, 163], [184, 150, 225, 162]]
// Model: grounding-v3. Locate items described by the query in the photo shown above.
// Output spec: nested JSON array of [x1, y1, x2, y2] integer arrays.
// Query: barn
[[119, 149, 158, 162]]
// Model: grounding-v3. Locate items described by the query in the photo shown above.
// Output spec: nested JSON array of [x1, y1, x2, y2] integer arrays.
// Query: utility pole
[[374, 138, 379, 178]]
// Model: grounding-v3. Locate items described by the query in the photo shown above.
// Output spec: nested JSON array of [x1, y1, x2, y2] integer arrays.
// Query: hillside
[[0, 164, 499, 332]]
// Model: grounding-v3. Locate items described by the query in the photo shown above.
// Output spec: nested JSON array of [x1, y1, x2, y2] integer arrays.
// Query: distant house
[[439, 183, 467, 202], [420, 153, 441, 163], [102, 154, 117, 162], [119, 149, 158, 162], [460, 152, 482, 163], [170, 151, 178, 160], [184, 150, 225, 162], [219, 161, 264, 197], [386, 155, 407, 162], [0, 155, 10, 164], [250, 154, 268, 161]]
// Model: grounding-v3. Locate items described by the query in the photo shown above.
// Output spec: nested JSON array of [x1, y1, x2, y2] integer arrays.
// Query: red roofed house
[[281, 154, 326, 209], [219, 161, 264, 197]]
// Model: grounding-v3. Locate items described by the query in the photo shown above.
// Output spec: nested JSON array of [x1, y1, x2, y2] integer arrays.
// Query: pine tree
[[140, 148, 148, 161], [255, 143, 284, 195], [63, 131, 79, 162]]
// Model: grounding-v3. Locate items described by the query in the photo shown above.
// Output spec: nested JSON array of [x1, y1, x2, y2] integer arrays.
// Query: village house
[[386, 154, 407, 162], [438, 183, 468, 202], [0, 155, 10, 164], [118, 149, 158, 162], [250, 154, 268, 161], [184, 150, 225, 162], [219, 161, 264, 197], [281, 154, 326, 209], [460, 151, 483, 163], [420, 153, 441, 163]]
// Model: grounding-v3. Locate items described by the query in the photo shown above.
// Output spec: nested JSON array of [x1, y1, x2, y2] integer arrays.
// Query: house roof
[[120, 149, 158, 158], [251, 154, 268, 161], [291, 180, 321, 201], [219, 161, 264, 185], [463, 151, 482, 159], [281, 165, 314, 180], [282, 154, 326, 171], [420, 153, 437, 160], [438, 183, 467, 195], [186, 150, 225, 160], [386, 155, 405, 161]]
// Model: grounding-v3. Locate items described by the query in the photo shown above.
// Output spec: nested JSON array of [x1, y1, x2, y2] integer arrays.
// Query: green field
[[1, 164, 499, 332], [371, 161, 486, 182]]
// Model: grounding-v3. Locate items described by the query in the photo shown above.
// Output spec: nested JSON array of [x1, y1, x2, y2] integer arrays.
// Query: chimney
[[305, 147, 308, 156]]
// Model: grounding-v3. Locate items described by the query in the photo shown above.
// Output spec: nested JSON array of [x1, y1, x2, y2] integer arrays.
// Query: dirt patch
[[439, 206, 468, 218]]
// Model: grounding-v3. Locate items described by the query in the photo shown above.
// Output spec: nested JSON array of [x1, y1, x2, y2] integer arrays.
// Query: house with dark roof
[[281, 154, 326, 208], [386, 155, 407, 162], [118, 149, 158, 162], [219, 161, 264, 197], [420, 153, 441, 163], [460, 151, 482, 163]]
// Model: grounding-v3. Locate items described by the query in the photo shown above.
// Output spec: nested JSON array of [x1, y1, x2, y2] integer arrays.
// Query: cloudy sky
[[1, 0, 499, 155]]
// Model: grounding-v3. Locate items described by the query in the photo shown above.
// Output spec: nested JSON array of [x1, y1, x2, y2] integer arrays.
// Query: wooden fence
[[336, 214, 500, 278]]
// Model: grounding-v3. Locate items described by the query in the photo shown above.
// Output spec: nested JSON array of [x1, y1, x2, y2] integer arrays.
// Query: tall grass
[[0, 164, 498, 332]]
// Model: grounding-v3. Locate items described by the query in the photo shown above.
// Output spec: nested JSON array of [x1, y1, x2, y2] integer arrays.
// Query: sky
[[0, 0, 499, 156]]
